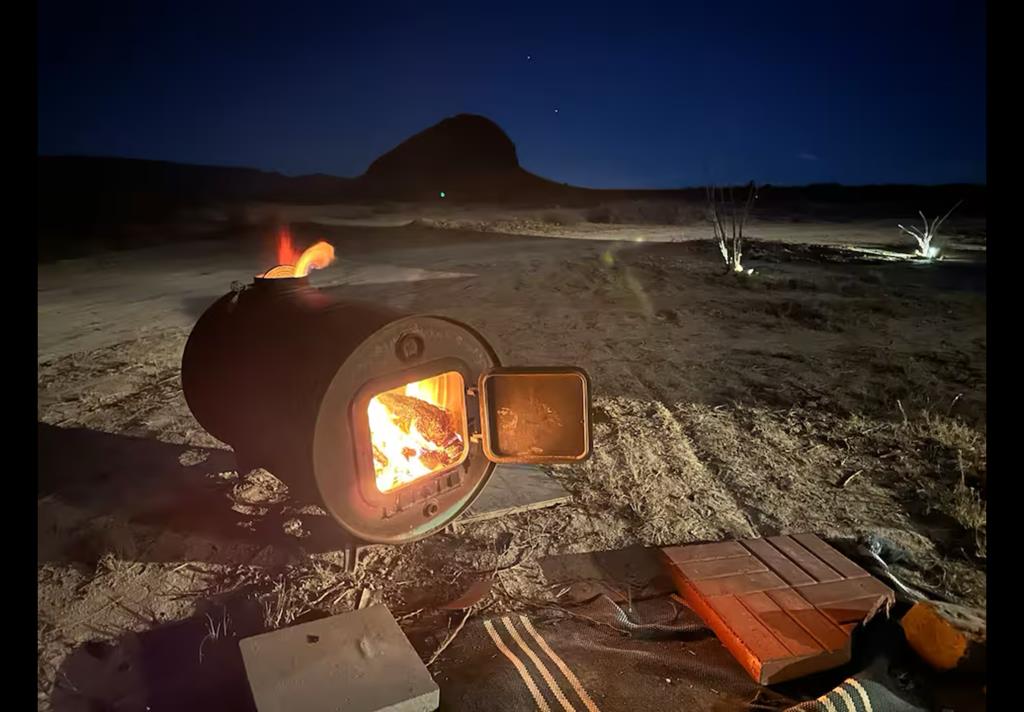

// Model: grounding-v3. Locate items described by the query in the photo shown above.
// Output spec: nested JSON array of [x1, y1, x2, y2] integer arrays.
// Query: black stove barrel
[[181, 275, 591, 545], [182, 276, 403, 466]]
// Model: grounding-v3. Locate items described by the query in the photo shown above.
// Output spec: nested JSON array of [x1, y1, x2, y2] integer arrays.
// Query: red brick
[[692, 570, 788, 598], [660, 533, 893, 685], [707, 595, 795, 663], [766, 588, 849, 653], [675, 555, 768, 581], [739, 538, 816, 586], [791, 534, 869, 579], [795, 577, 893, 606], [662, 540, 748, 563], [767, 535, 844, 583], [816, 595, 894, 625], [739, 592, 823, 657]]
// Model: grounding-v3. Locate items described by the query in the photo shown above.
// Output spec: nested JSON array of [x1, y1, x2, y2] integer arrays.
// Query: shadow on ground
[[38, 423, 350, 567], [50, 594, 271, 712], [179, 294, 223, 319]]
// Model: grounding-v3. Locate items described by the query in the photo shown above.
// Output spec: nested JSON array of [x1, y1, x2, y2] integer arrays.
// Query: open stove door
[[477, 367, 592, 464]]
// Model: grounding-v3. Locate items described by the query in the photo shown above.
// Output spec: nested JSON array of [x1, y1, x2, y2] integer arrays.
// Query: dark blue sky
[[37, 0, 986, 188]]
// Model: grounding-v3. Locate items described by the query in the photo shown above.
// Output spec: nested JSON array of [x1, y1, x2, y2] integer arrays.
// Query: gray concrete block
[[240, 604, 439, 712], [462, 464, 570, 523]]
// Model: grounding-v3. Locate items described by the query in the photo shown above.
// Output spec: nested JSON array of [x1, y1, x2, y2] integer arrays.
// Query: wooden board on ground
[[661, 533, 895, 686], [539, 545, 676, 604], [460, 464, 570, 523]]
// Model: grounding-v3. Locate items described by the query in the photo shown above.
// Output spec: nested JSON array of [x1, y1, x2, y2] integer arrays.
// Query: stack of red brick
[[661, 533, 894, 684]]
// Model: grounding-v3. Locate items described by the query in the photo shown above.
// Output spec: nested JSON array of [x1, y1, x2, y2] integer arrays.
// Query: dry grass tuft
[[763, 300, 841, 331], [948, 476, 986, 557], [904, 410, 986, 484], [558, 397, 755, 547]]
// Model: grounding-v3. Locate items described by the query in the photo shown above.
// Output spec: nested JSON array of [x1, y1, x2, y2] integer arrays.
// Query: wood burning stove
[[181, 273, 591, 547]]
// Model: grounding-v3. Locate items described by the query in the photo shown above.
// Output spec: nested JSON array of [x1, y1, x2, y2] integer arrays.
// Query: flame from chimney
[[262, 228, 335, 279], [277, 227, 300, 265]]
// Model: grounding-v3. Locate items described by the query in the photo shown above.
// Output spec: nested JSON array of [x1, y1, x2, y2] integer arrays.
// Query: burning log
[[367, 377, 469, 493], [373, 445, 389, 469], [376, 392, 462, 457]]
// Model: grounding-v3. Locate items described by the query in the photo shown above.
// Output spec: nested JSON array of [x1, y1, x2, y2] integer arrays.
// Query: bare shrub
[[898, 201, 962, 259], [707, 182, 756, 274]]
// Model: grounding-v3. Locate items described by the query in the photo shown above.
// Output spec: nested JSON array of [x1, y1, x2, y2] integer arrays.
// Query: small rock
[[178, 449, 209, 466], [232, 468, 289, 505], [283, 518, 309, 539]]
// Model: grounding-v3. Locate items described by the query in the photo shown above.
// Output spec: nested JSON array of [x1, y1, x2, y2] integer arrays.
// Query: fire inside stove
[[367, 371, 468, 493]]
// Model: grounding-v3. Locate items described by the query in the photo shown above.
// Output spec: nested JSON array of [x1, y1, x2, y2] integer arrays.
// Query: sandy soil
[[37, 215, 986, 709]]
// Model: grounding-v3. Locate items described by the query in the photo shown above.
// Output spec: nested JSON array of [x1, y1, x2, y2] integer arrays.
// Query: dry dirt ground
[[37, 210, 986, 709]]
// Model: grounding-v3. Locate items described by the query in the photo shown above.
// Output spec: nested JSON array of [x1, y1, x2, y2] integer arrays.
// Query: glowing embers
[[368, 371, 468, 493]]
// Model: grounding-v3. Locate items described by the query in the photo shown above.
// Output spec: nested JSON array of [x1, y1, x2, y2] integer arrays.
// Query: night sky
[[37, 0, 986, 189]]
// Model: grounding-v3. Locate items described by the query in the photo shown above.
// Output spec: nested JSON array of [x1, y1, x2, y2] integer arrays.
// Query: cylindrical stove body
[[181, 276, 501, 543]]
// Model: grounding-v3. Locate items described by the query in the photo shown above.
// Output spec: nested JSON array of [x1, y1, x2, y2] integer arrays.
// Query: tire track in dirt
[[604, 358, 766, 540], [566, 393, 756, 546]]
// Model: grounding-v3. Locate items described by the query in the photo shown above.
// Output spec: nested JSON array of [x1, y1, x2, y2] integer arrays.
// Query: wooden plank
[[540, 545, 675, 604], [767, 535, 843, 583], [460, 464, 570, 523], [739, 537, 816, 586], [791, 534, 869, 579]]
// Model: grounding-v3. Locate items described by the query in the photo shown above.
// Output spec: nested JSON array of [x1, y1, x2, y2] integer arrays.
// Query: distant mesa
[[357, 113, 562, 201], [364, 114, 519, 189], [37, 113, 568, 214]]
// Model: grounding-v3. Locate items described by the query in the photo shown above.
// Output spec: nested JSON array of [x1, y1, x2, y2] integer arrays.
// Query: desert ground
[[37, 203, 986, 708]]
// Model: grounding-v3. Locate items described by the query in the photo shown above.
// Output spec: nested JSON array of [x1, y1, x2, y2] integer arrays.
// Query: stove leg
[[342, 541, 362, 573]]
